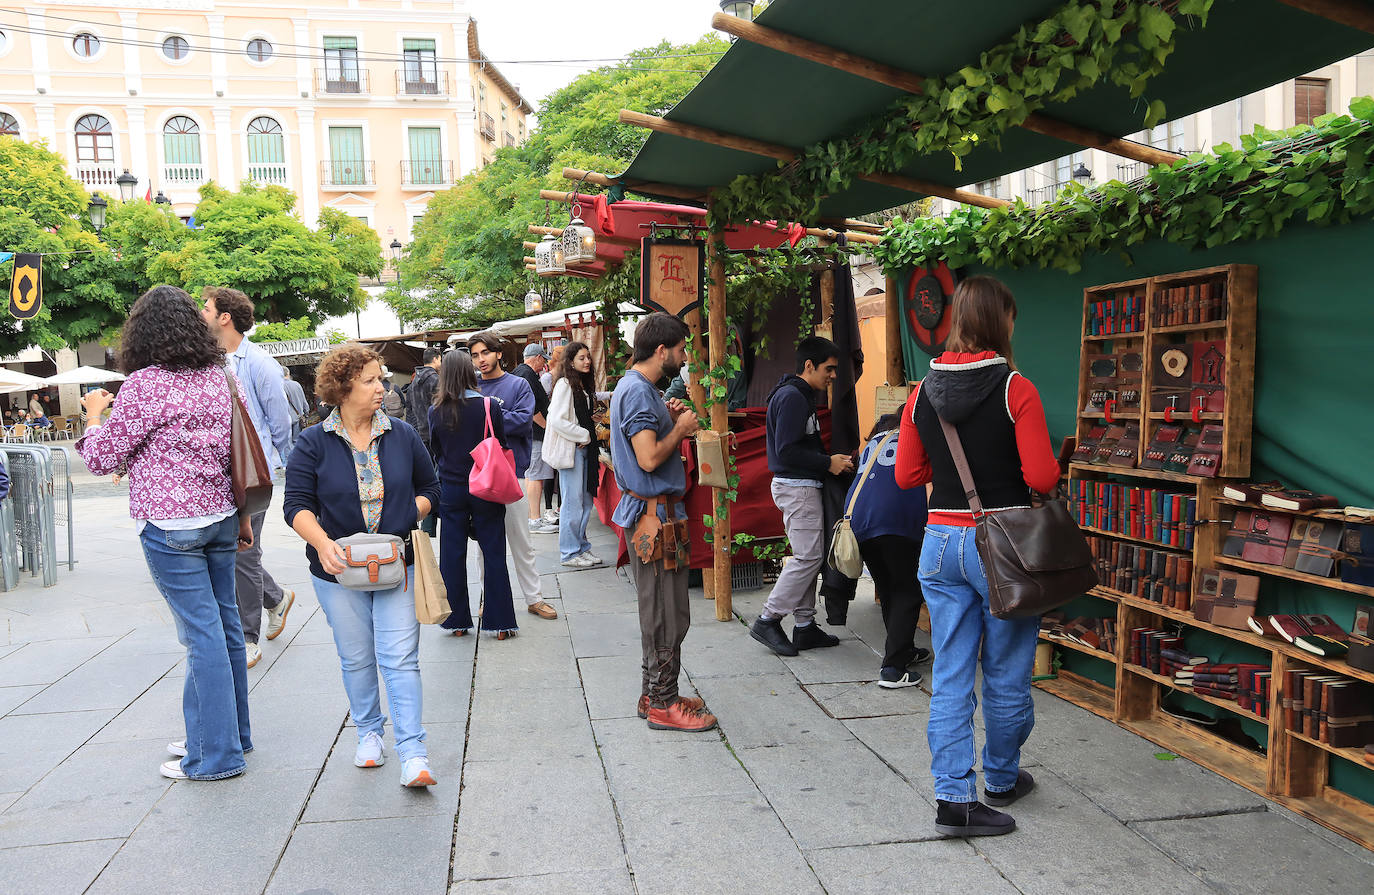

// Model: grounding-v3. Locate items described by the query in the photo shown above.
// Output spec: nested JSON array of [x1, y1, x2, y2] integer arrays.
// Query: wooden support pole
[[618, 110, 1010, 209], [706, 200, 732, 621], [711, 12, 1183, 167], [523, 241, 538, 250], [1275, 0, 1374, 32], [821, 218, 886, 234], [528, 224, 563, 236], [885, 273, 904, 386], [560, 167, 706, 202], [805, 226, 881, 245]]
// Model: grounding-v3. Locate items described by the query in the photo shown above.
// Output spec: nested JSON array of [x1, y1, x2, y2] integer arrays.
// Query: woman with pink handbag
[[429, 351, 518, 639]]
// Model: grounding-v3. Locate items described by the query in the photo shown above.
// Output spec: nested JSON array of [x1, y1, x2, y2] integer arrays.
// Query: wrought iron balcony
[[315, 68, 370, 95], [396, 69, 448, 96], [320, 159, 375, 187], [1024, 181, 1067, 206], [480, 113, 496, 142], [1115, 161, 1148, 183], [401, 160, 453, 186], [503, 131, 516, 148]]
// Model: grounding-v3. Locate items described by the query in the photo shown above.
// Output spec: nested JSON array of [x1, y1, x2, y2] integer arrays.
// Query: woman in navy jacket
[[429, 350, 517, 638], [284, 345, 440, 788]]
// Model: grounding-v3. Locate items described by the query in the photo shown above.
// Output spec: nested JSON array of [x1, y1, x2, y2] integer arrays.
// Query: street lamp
[[87, 193, 107, 233], [1072, 163, 1093, 186], [116, 169, 138, 202], [389, 238, 403, 283], [154, 191, 171, 206]]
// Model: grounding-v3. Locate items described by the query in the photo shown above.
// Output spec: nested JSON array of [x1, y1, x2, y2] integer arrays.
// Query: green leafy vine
[[707, 0, 1214, 231], [873, 98, 1374, 275]]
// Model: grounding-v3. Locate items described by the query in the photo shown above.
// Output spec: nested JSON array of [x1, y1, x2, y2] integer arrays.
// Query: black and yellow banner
[[8, 253, 41, 319]]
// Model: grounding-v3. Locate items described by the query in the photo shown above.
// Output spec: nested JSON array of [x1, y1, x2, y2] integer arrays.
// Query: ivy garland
[[707, 0, 1214, 232], [873, 98, 1374, 275]]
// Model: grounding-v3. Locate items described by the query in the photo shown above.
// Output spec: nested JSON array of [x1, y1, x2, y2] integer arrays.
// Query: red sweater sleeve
[[894, 384, 931, 489], [1007, 374, 1060, 494]]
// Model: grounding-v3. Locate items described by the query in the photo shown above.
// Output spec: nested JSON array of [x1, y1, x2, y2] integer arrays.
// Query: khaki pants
[[501, 483, 543, 605], [631, 545, 690, 709], [761, 482, 825, 624]]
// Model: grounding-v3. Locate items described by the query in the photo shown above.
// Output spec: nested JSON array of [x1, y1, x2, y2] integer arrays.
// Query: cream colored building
[[0, 0, 531, 247]]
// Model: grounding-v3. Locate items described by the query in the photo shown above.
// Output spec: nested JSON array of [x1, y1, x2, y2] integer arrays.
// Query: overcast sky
[[465, 0, 725, 107]]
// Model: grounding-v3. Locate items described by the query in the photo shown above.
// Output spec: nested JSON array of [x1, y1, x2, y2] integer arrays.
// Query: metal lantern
[[524, 288, 542, 315], [534, 233, 565, 277], [1072, 163, 1093, 186], [719, 1, 755, 21], [87, 193, 107, 232], [561, 213, 596, 265], [116, 169, 138, 202]]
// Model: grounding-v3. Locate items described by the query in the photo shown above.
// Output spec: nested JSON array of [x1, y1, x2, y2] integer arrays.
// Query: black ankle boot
[[984, 770, 1035, 807], [792, 622, 839, 650], [935, 800, 1016, 837], [749, 617, 799, 657]]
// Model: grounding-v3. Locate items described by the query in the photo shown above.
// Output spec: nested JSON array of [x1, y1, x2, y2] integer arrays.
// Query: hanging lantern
[[524, 288, 542, 315], [534, 233, 564, 277], [561, 210, 597, 265]]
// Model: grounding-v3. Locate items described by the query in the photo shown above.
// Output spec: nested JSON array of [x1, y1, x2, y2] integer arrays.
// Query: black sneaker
[[749, 617, 799, 657], [878, 666, 922, 689], [909, 647, 933, 666], [983, 770, 1036, 808], [935, 800, 1016, 837], [792, 622, 839, 650]]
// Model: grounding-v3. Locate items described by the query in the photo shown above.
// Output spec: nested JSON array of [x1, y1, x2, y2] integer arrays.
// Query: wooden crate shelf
[[1039, 634, 1117, 663], [1033, 670, 1115, 720], [1214, 495, 1350, 522], [1288, 729, 1372, 766], [1121, 663, 1266, 721], [1080, 524, 1193, 553], [1213, 555, 1374, 598], [1069, 462, 1199, 484]]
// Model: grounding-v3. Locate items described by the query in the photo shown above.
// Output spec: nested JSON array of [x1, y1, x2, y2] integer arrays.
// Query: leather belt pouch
[[629, 492, 688, 569]]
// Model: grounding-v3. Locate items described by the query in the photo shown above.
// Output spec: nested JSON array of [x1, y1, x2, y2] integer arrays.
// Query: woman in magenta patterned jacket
[[77, 285, 253, 782]]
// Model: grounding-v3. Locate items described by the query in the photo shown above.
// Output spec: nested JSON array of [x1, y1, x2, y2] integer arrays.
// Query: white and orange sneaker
[[355, 731, 385, 768], [401, 757, 436, 787]]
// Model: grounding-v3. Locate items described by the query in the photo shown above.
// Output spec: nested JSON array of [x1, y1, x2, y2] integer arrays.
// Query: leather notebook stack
[[1340, 524, 1374, 587], [1040, 613, 1117, 654], [1282, 670, 1374, 747], [1086, 535, 1192, 609], [1240, 511, 1292, 565], [1153, 280, 1228, 327], [1192, 569, 1259, 631], [1269, 614, 1350, 658]]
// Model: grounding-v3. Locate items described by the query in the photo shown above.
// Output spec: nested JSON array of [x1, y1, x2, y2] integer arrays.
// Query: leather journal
[[1340, 524, 1374, 587], [1240, 510, 1292, 565], [1140, 424, 1182, 470], [1185, 424, 1224, 477], [1189, 340, 1227, 413], [1161, 427, 1200, 474], [1150, 342, 1193, 413]]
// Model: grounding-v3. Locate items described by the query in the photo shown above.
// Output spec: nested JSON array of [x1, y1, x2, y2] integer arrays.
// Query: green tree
[[248, 315, 318, 343], [390, 34, 725, 326], [317, 207, 384, 280]]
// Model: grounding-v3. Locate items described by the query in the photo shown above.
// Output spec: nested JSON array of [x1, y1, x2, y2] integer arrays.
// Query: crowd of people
[[75, 275, 1054, 838]]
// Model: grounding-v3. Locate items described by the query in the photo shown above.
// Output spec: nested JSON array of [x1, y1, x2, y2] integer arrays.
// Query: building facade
[[942, 51, 1374, 211], [0, 0, 531, 247]]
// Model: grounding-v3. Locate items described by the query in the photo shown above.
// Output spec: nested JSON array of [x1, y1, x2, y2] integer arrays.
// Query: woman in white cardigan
[[543, 342, 602, 568]]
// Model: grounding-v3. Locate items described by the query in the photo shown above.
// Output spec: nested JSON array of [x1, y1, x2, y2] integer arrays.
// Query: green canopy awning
[[614, 0, 1374, 217]]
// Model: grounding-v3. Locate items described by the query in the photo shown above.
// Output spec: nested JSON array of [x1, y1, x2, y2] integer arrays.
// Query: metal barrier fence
[[0, 444, 76, 589]]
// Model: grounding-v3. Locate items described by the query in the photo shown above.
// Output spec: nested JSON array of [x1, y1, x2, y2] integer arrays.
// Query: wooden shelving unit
[[1036, 263, 1374, 852]]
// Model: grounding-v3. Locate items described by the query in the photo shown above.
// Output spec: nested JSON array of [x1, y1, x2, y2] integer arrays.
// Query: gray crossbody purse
[[334, 533, 408, 591]]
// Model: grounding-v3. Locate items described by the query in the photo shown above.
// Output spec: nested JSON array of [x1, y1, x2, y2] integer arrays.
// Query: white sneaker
[[355, 730, 385, 768], [245, 642, 262, 668], [579, 551, 604, 566], [561, 554, 596, 568], [159, 759, 187, 780], [167, 740, 188, 758], [528, 520, 558, 534], [541, 509, 560, 524], [265, 590, 295, 641], [400, 756, 436, 787]]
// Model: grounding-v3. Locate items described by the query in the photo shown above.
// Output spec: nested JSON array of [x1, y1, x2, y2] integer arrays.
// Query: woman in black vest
[[895, 276, 1061, 837]]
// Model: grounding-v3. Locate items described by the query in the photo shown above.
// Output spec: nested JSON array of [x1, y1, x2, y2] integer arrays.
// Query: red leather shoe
[[637, 694, 705, 719], [646, 700, 717, 732]]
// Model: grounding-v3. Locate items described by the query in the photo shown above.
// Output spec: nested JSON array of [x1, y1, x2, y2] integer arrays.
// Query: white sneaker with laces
[[160, 759, 188, 780], [355, 730, 385, 768], [579, 551, 604, 566], [245, 641, 262, 668], [528, 520, 558, 534], [168, 740, 188, 758], [400, 756, 436, 787], [541, 509, 560, 524], [265, 590, 295, 641]]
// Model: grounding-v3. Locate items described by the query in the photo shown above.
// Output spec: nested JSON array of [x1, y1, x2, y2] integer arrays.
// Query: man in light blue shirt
[[202, 287, 295, 667]]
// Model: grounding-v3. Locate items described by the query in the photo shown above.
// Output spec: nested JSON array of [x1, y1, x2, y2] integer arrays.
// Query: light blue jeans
[[558, 446, 594, 561], [312, 568, 427, 762], [140, 516, 251, 780], [920, 524, 1038, 803]]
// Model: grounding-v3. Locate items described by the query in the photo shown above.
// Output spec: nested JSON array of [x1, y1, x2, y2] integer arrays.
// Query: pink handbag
[[469, 398, 523, 503]]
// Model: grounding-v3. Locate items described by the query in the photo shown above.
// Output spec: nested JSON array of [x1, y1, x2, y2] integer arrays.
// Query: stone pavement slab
[[592, 717, 757, 802], [578, 654, 643, 720], [14, 649, 181, 715], [301, 721, 466, 823], [0, 837, 125, 895], [466, 684, 596, 762], [804, 840, 1021, 895], [803, 679, 929, 719], [450, 867, 636, 895], [265, 813, 455, 895], [0, 709, 113, 792], [0, 635, 118, 687], [0, 684, 43, 716], [692, 672, 857, 749], [567, 610, 641, 658]]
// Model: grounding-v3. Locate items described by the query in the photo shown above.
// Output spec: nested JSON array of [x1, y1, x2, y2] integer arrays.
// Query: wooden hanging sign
[[640, 237, 703, 320]]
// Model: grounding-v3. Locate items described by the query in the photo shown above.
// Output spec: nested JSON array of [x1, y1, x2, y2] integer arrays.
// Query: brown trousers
[[631, 547, 691, 709]]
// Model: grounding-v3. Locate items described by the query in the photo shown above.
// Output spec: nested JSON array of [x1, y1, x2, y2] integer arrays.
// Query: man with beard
[[610, 313, 716, 731]]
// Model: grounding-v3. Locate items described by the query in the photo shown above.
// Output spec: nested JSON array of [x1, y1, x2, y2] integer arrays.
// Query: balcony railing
[[163, 164, 205, 185], [1025, 181, 1067, 206], [480, 112, 495, 142], [396, 69, 448, 96], [75, 163, 117, 187], [247, 162, 289, 185], [320, 159, 375, 187], [503, 131, 516, 148], [315, 68, 370, 95], [1115, 161, 1148, 183], [401, 160, 453, 186]]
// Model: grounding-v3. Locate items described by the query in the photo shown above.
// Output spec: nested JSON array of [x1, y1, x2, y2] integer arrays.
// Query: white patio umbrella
[[42, 365, 127, 386], [0, 367, 48, 391]]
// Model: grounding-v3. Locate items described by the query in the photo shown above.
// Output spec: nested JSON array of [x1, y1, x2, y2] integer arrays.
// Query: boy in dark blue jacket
[[750, 337, 855, 657]]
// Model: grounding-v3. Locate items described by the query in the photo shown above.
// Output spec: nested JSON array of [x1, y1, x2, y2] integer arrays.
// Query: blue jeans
[[140, 516, 251, 780], [920, 524, 1038, 803], [312, 569, 428, 761], [558, 447, 594, 561]]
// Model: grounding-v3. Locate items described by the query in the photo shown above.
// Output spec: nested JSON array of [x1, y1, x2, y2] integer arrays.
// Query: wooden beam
[[560, 167, 706, 202], [523, 241, 538, 250], [619, 110, 1010, 209], [1275, 0, 1374, 32], [706, 197, 732, 621], [805, 226, 882, 245], [885, 273, 903, 387], [711, 12, 1183, 167], [529, 224, 563, 236], [822, 217, 886, 234]]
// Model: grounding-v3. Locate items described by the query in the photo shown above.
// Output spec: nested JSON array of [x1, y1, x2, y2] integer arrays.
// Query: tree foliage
[[248, 316, 319, 343], [390, 34, 726, 327]]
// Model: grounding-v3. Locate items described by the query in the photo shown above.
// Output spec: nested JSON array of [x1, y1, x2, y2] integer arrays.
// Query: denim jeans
[[140, 516, 251, 780], [920, 524, 1038, 803], [438, 484, 515, 634], [557, 446, 594, 561], [312, 569, 428, 762]]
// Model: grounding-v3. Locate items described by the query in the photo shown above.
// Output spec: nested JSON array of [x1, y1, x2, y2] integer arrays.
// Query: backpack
[[382, 384, 404, 417]]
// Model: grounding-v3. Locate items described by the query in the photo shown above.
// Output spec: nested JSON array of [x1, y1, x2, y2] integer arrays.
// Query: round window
[[73, 33, 101, 58], [162, 36, 189, 61], [246, 38, 273, 62]]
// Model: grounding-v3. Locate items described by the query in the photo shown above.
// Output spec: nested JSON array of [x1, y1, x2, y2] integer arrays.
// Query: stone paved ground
[[2, 461, 1373, 894]]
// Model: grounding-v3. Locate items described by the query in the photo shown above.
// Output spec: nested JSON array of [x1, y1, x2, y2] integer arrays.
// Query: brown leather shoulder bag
[[225, 370, 273, 518], [938, 415, 1097, 618]]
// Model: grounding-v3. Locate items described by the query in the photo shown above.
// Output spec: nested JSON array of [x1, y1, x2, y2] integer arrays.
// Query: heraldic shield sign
[[9, 253, 42, 320], [639, 238, 704, 321]]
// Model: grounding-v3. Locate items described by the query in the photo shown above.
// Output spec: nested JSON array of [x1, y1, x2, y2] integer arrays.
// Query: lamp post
[[87, 193, 107, 233], [154, 191, 171, 206], [389, 238, 403, 283], [116, 170, 138, 202], [1072, 163, 1093, 187]]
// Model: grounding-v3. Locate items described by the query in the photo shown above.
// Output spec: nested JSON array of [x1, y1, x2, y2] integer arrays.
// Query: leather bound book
[[1211, 572, 1259, 630], [1150, 342, 1193, 412], [1247, 615, 1283, 638], [1327, 680, 1374, 747], [1283, 519, 1311, 569], [1108, 423, 1141, 468], [1189, 340, 1227, 412], [1260, 489, 1340, 512], [1162, 428, 1200, 474], [1222, 510, 1253, 558], [1092, 425, 1127, 466], [1222, 480, 1285, 503], [1366, 744, 1374, 767], [1348, 633, 1374, 673], [1294, 634, 1349, 658], [1176, 557, 1193, 611], [1297, 522, 1341, 577], [1140, 426, 1182, 471], [1185, 425, 1224, 478], [1270, 615, 1312, 644], [1339, 524, 1374, 587], [1240, 511, 1292, 565], [1193, 568, 1221, 623], [1073, 426, 1106, 463]]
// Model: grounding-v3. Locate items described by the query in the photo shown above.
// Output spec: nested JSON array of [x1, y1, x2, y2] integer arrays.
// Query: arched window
[[162, 36, 189, 61], [0, 113, 18, 137], [73, 33, 101, 58], [246, 38, 273, 62], [74, 114, 113, 162], [163, 116, 202, 182], [246, 116, 287, 183]]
